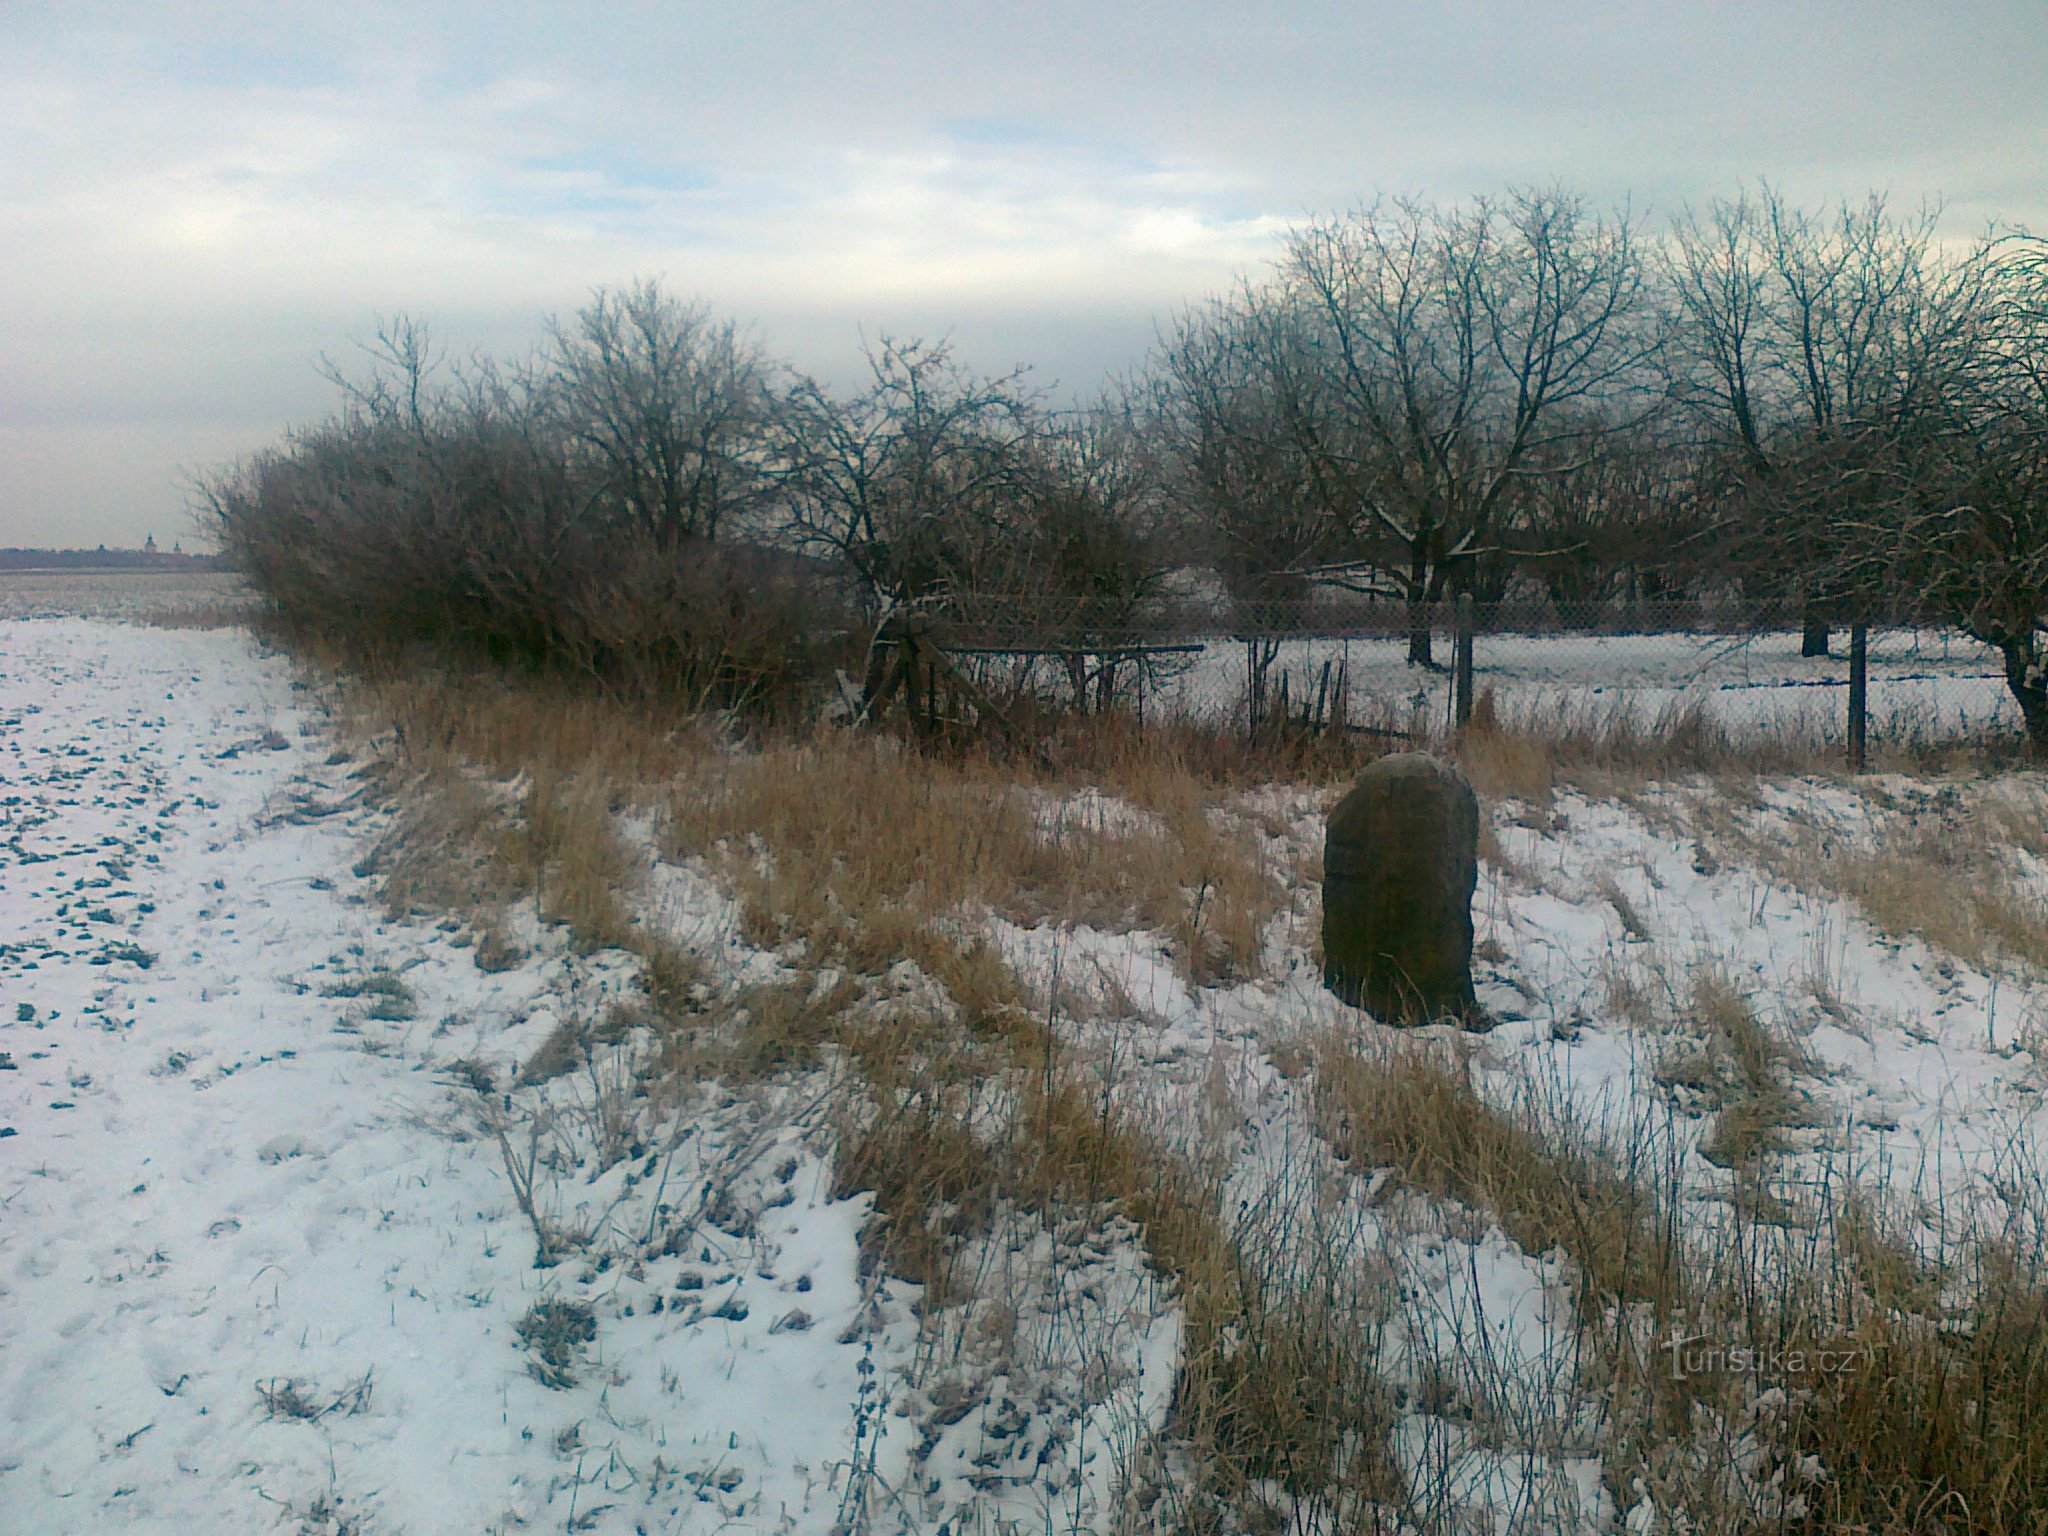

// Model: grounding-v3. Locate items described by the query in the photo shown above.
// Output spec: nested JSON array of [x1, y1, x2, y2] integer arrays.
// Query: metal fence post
[[1847, 621, 1869, 772], [1454, 594, 1475, 728]]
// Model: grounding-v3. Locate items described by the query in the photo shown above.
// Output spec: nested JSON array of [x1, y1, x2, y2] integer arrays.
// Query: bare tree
[[1150, 287, 1333, 712], [546, 278, 775, 546], [1494, 417, 1700, 609], [1013, 401, 1176, 710], [1662, 189, 1956, 650], [777, 336, 1042, 611], [1278, 188, 1653, 663], [1843, 236, 2048, 742]]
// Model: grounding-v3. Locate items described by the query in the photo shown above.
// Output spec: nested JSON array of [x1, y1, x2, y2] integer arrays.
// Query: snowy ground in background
[[0, 571, 254, 624], [1156, 627, 2012, 739], [5, 609, 2043, 1535]]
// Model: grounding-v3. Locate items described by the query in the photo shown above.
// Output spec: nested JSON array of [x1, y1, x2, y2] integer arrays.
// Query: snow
[[1476, 785, 2048, 1235], [0, 619, 1185, 1535], [1157, 626, 2014, 740], [7, 608, 2044, 1534], [0, 621, 925, 1534]]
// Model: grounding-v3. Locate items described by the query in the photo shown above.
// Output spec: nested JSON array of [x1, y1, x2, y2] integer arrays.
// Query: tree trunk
[[1063, 653, 1089, 713], [2001, 638, 2048, 748], [1800, 599, 1831, 658], [1405, 543, 1435, 668], [1406, 598, 1434, 668], [1245, 638, 1272, 738]]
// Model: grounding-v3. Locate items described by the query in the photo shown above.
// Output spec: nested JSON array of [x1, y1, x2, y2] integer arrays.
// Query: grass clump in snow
[[517, 1020, 586, 1086], [1683, 968, 1814, 1188], [255, 1371, 375, 1423], [1314, 1027, 2048, 1534], [1315, 1036, 1684, 1321], [516, 1299, 597, 1389], [664, 729, 1284, 988], [321, 968, 416, 1022]]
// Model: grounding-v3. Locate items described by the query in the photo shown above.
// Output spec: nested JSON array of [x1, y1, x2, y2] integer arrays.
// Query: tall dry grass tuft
[[1610, 1176, 2048, 1536], [512, 769, 641, 953], [1029, 705, 1396, 801], [1453, 689, 2027, 809], [1316, 1036, 1685, 1320], [665, 729, 1284, 988], [1692, 779, 2048, 977], [1682, 968, 1814, 1182], [338, 662, 705, 791], [1314, 1028, 2048, 1534], [1453, 695, 1789, 804]]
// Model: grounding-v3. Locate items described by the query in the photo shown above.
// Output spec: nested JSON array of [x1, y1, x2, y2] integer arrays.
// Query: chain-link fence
[[897, 595, 2017, 756]]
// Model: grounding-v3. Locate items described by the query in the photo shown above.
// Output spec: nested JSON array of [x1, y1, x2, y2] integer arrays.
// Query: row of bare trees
[[201, 281, 1179, 713], [1152, 186, 2048, 737], [205, 189, 2048, 736], [1154, 188, 1655, 673]]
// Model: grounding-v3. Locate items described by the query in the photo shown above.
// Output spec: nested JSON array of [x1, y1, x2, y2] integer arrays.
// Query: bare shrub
[[199, 307, 846, 716]]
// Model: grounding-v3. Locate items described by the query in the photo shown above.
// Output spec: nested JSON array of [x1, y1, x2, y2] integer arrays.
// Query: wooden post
[[1454, 594, 1476, 728], [1246, 640, 1262, 743], [1848, 621, 1869, 772]]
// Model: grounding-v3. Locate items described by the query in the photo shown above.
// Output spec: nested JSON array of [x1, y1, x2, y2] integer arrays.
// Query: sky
[[4, 1, 2046, 549]]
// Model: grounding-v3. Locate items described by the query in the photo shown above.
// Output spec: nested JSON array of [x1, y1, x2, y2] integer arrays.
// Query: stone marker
[[1323, 752, 1480, 1024]]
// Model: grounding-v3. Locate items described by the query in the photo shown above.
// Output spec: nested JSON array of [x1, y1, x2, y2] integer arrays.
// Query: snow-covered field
[[0, 621, 963, 1534], [0, 570, 253, 624], [5, 611, 2044, 1533], [1158, 626, 2014, 740]]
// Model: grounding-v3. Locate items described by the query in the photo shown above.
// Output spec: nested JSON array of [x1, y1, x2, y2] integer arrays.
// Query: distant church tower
[[144, 534, 158, 554]]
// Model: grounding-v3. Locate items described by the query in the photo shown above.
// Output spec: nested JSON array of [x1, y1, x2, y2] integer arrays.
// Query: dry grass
[[352, 751, 642, 960], [1313, 1025, 2048, 1535], [315, 644, 2048, 1531], [1833, 842, 2048, 977], [1619, 1192, 2048, 1536], [513, 769, 641, 953], [334, 659, 1298, 989], [1595, 870, 1654, 941], [1452, 695, 1811, 806], [1692, 779, 2048, 978], [665, 731, 1285, 988], [1453, 689, 2028, 811], [332, 651, 709, 789], [1315, 1036, 1684, 1321], [1682, 969, 1813, 1180], [1163, 1187, 1406, 1528], [331, 657, 1402, 1523], [815, 971, 1406, 1521], [1603, 952, 1817, 1214]]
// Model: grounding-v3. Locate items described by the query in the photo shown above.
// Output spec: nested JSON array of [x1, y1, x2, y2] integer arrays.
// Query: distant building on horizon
[[0, 543, 222, 573]]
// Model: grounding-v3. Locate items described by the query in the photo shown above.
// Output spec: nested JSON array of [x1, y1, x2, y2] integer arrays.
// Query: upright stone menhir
[[1323, 752, 1480, 1024]]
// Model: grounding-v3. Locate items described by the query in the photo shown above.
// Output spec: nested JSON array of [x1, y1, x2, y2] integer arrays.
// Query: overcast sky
[[5, 1, 2045, 549]]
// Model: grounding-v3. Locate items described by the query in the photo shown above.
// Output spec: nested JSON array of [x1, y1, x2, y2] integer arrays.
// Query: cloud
[[4, 0, 2045, 544]]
